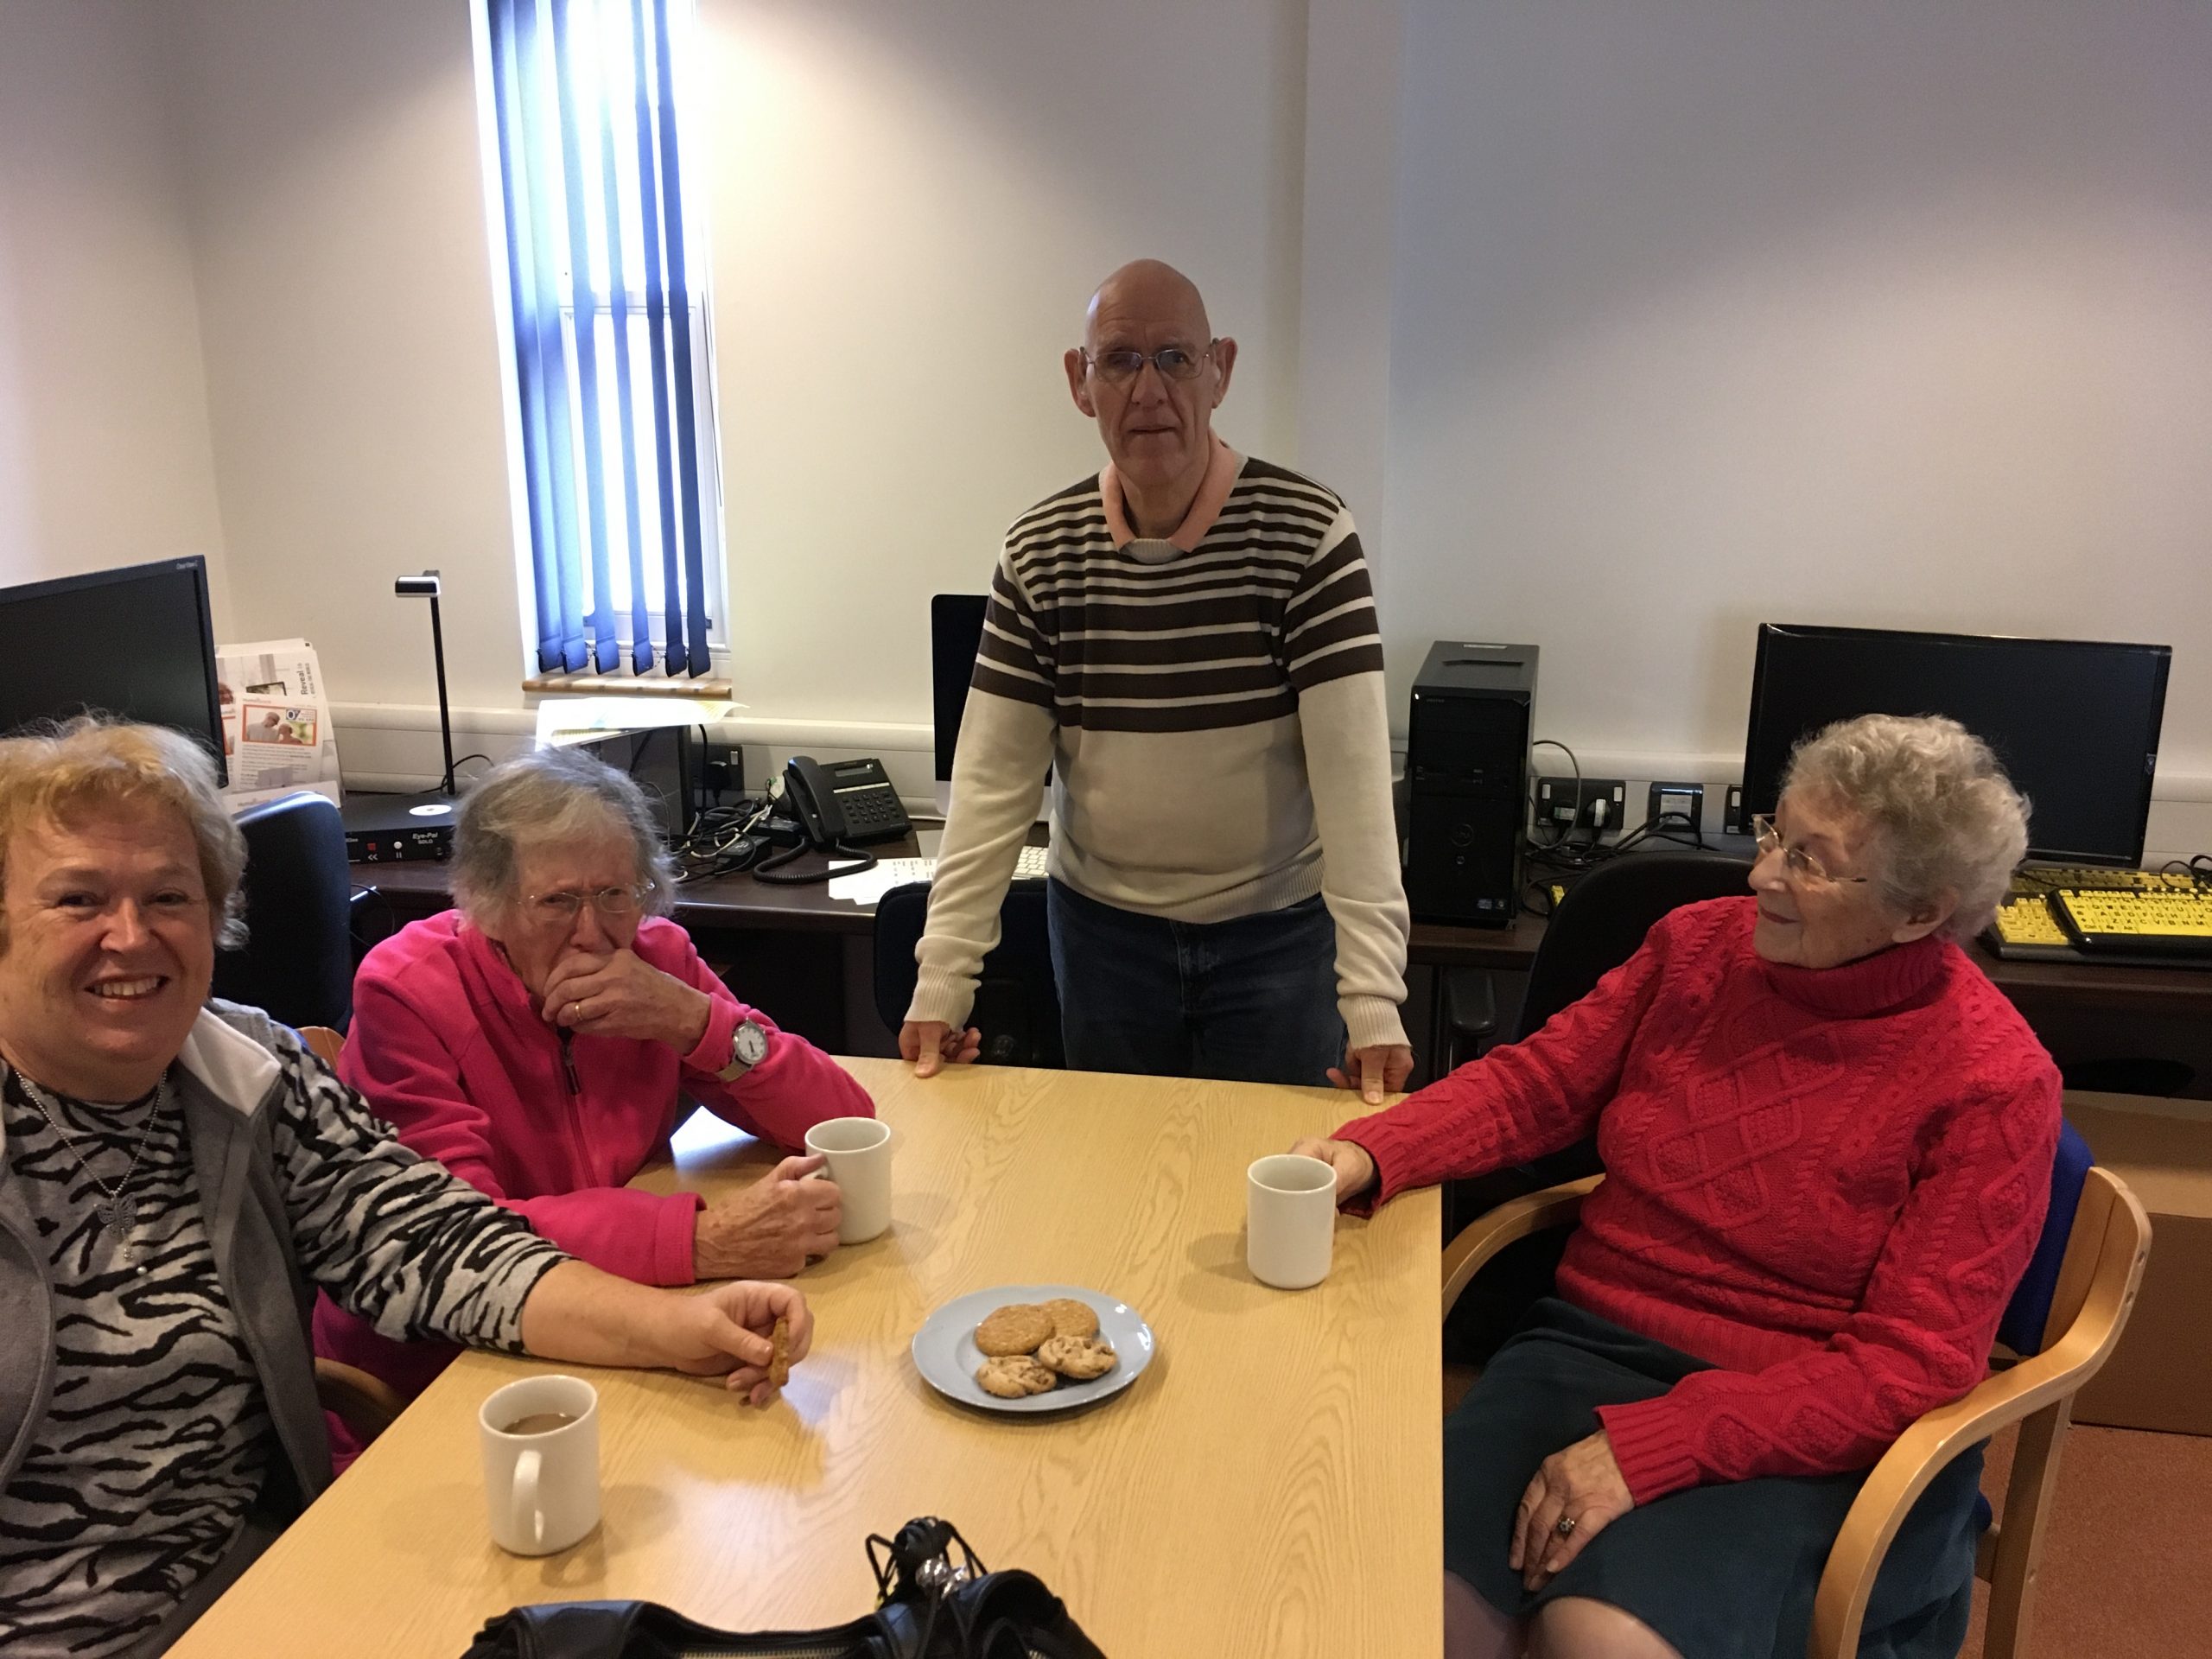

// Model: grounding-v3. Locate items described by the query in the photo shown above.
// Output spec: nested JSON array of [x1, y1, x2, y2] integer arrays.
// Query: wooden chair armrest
[[1441, 1175, 1602, 1320], [1809, 1168, 2152, 1659], [315, 1357, 407, 1447]]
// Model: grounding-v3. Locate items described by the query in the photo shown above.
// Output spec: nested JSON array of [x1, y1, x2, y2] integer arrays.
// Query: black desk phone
[[780, 754, 912, 848]]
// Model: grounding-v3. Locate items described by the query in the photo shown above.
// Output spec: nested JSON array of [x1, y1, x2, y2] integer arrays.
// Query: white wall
[[1383, 2, 2212, 806], [695, 0, 1311, 727], [167, 0, 521, 716], [0, 2, 230, 621]]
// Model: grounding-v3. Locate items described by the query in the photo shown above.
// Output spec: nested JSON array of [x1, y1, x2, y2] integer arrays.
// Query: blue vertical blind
[[485, 0, 717, 677]]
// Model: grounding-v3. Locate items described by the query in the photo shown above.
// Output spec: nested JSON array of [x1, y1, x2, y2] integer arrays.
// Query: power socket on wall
[[1646, 781, 1706, 830], [1535, 776, 1628, 836]]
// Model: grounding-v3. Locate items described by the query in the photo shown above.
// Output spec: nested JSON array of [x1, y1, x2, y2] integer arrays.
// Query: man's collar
[[1099, 435, 1242, 554]]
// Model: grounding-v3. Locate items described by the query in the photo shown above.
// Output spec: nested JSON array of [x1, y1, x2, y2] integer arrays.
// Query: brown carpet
[[1440, 1367, 2212, 1656], [1963, 1421, 2212, 1658]]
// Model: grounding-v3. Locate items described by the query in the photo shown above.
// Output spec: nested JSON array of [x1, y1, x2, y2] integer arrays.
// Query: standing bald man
[[902, 261, 1413, 1099]]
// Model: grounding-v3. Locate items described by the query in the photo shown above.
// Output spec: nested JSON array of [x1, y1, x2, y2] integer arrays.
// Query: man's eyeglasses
[[1083, 342, 1217, 385], [525, 884, 652, 923], [1751, 816, 1868, 888]]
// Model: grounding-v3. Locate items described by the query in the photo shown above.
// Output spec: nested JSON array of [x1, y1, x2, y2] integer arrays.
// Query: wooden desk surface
[[173, 1058, 1442, 1657]]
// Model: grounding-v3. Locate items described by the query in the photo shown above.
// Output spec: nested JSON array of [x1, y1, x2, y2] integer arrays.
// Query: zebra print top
[[0, 1033, 565, 1659]]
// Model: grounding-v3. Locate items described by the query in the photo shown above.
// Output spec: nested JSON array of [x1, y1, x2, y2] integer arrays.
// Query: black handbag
[[458, 1517, 1106, 1659]]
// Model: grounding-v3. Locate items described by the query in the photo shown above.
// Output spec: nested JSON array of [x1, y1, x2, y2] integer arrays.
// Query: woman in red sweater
[[1295, 715, 2060, 1659], [315, 747, 873, 1455]]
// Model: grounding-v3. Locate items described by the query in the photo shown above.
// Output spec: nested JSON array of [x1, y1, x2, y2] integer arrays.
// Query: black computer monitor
[[0, 558, 228, 785], [930, 594, 988, 814], [1741, 623, 2170, 868]]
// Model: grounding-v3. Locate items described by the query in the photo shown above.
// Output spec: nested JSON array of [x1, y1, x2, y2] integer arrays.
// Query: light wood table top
[[173, 1058, 1441, 1657]]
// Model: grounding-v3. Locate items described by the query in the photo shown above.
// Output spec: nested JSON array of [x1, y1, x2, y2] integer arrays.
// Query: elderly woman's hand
[[662, 1280, 815, 1405], [1511, 1429, 1635, 1591], [1287, 1135, 1378, 1204], [540, 946, 713, 1052]]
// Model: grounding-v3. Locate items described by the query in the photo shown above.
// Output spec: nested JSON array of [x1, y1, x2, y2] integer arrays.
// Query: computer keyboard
[[872, 846, 1051, 888], [2051, 888, 2212, 959], [2007, 866, 2202, 894]]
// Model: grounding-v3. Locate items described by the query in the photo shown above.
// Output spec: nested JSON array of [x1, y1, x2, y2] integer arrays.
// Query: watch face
[[734, 1021, 769, 1065]]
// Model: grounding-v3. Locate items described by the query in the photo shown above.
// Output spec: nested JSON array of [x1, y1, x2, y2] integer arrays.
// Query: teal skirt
[[1446, 1300, 1983, 1659]]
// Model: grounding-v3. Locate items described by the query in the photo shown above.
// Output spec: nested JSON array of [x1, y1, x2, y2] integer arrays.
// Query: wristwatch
[[716, 1018, 770, 1082]]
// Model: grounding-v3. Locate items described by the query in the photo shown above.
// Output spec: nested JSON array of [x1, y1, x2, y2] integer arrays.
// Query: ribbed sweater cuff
[[652, 1191, 706, 1287], [1331, 1109, 1434, 1216], [1595, 1396, 1703, 1503], [906, 968, 977, 1031], [1342, 995, 1408, 1054]]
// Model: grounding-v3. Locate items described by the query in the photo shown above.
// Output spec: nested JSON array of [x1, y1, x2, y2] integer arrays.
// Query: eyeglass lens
[[1092, 346, 1205, 383]]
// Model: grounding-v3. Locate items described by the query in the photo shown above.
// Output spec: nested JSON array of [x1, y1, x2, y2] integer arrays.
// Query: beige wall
[[0, 1, 231, 625]]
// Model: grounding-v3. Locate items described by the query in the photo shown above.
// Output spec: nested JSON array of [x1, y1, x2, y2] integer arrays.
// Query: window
[[478, 0, 724, 679]]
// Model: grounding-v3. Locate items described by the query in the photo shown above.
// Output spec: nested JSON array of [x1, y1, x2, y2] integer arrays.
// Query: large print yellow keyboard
[[2052, 887, 2212, 960]]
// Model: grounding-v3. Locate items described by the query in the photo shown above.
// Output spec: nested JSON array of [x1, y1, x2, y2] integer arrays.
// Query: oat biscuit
[[1037, 1334, 1117, 1380], [768, 1316, 790, 1389], [1039, 1298, 1101, 1340], [976, 1303, 1055, 1356], [976, 1356, 1059, 1398]]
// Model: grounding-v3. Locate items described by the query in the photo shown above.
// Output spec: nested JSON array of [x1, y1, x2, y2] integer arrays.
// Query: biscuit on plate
[[976, 1303, 1055, 1356], [976, 1356, 1058, 1398], [1039, 1298, 1101, 1340], [1037, 1334, 1117, 1380]]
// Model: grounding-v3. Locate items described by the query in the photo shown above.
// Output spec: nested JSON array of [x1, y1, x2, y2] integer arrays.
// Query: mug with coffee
[[1247, 1153, 1338, 1290], [479, 1374, 600, 1555], [804, 1116, 893, 1243]]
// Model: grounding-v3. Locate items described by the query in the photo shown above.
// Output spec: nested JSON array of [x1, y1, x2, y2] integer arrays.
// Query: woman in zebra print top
[[0, 719, 817, 1659]]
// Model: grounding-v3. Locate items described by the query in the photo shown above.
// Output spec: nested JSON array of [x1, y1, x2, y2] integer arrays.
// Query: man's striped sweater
[[909, 438, 1411, 1052]]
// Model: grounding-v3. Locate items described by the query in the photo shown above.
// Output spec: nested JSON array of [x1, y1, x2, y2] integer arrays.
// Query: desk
[[171, 1058, 1443, 1657], [355, 846, 2212, 1092]]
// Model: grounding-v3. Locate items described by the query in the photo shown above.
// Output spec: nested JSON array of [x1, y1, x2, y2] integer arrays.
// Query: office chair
[[1440, 1124, 2149, 1659], [211, 791, 355, 1033], [871, 880, 1064, 1069]]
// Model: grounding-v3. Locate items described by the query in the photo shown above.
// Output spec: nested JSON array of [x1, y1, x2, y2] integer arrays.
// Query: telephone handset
[[754, 754, 914, 884]]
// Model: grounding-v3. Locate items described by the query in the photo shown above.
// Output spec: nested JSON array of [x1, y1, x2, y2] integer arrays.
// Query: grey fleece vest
[[0, 1001, 336, 1511]]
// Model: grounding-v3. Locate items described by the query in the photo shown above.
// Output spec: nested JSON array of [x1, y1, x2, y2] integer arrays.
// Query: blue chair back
[[1994, 1119, 2094, 1357]]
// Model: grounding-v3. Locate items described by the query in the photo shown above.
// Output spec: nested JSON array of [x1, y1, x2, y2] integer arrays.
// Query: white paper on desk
[[825, 858, 930, 906], [216, 639, 343, 808], [533, 695, 741, 748]]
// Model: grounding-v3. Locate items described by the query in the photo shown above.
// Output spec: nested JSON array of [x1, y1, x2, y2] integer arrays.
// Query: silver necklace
[[15, 1073, 166, 1263]]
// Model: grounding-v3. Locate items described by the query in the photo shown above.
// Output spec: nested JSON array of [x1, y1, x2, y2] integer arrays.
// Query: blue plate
[[912, 1284, 1156, 1415]]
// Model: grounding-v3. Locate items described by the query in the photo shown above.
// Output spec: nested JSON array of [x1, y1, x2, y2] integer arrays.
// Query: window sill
[[522, 671, 734, 698]]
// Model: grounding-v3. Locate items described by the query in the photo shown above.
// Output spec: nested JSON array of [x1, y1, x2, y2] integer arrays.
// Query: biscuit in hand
[[976, 1356, 1059, 1398], [1039, 1298, 1101, 1340], [976, 1303, 1055, 1356], [1037, 1334, 1117, 1380]]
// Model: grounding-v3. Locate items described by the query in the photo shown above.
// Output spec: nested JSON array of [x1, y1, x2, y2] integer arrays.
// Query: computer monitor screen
[[1742, 624, 2170, 867], [931, 594, 988, 799], [0, 558, 228, 785]]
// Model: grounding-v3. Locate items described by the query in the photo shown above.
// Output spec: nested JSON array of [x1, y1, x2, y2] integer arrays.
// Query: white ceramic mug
[[1248, 1153, 1338, 1290], [805, 1116, 893, 1243], [479, 1374, 600, 1555]]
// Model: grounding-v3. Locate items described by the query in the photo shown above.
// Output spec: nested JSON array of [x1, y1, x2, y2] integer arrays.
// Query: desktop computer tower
[[1404, 641, 1537, 927]]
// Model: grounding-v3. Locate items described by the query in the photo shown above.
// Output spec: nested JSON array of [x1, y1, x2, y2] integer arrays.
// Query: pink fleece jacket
[[311, 910, 873, 1410]]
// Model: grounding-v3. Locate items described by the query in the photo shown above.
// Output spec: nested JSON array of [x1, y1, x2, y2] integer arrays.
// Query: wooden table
[[173, 1058, 1443, 1657]]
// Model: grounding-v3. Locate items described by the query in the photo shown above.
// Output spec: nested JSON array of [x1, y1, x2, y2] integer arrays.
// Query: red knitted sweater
[[1337, 896, 2061, 1503]]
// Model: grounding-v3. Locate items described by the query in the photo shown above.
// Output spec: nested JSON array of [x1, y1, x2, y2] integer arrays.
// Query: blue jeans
[[1045, 878, 1346, 1085]]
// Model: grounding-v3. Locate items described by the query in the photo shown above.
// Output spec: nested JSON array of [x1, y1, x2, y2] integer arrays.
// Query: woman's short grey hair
[[1782, 714, 2030, 939], [451, 747, 678, 923]]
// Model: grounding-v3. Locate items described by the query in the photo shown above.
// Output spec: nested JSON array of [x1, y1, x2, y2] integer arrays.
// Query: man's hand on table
[[1326, 1042, 1415, 1105], [695, 1154, 842, 1278], [1287, 1135, 1378, 1205], [901, 1019, 982, 1077]]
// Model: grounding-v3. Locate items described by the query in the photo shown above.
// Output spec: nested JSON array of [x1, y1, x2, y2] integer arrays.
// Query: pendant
[[104, 1194, 139, 1259]]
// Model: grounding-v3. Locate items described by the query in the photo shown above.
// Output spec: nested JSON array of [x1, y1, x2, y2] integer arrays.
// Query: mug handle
[[512, 1447, 543, 1549]]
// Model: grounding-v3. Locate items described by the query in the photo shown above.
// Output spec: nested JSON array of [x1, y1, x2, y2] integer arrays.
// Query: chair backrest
[[1996, 1119, 2095, 1356], [1516, 851, 1755, 1041], [211, 791, 354, 1033], [871, 880, 1064, 1068]]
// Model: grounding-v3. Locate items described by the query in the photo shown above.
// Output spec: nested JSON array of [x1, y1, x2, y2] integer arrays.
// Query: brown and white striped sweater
[[910, 441, 1410, 1052]]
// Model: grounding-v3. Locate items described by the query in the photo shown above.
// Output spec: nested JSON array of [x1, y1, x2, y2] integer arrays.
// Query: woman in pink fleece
[[313, 747, 872, 1449]]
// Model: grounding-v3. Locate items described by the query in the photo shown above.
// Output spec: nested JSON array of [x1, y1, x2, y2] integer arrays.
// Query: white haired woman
[[0, 720, 811, 1659], [315, 746, 871, 1460], [1293, 715, 2062, 1659]]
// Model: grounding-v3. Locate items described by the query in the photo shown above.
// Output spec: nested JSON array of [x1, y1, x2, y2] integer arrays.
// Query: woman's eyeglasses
[[1751, 816, 1869, 888], [525, 884, 651, 923]]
